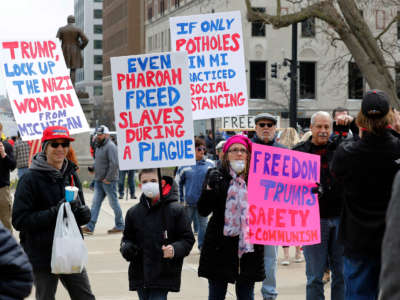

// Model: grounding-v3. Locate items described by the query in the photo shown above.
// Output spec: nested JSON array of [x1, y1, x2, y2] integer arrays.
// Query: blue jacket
[[0, 222, 33, 299], [175, 159, 215, 205]]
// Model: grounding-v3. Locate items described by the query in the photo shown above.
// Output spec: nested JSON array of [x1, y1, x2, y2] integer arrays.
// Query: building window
[[250, 61, 266, 99], [396, 64, 400, 98], [94, 25, 102, 34], [299, 62, 316, 99], [301, 17, 315, 37], [348, 62, 363, 99], [251, 8, 266, 37], [159, 0, 165, 16], [147, 6, 153, 21], [94, 55, 102, 64], [94, 70, 103, 80], [94, 40, 102, 49], [94, 9, 102, 19], [94, 86, 103, 96], [94, 0, 103, 2], [175, 0, 180, 8]]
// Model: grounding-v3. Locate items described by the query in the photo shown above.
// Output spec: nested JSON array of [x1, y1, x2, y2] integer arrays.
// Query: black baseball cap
[[361, 89, 390, 119]]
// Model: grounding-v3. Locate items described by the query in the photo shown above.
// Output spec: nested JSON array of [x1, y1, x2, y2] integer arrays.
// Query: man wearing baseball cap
[[12, 126, 95, 300], [332, 89, 400, 299], [82, 125, 124, 234]]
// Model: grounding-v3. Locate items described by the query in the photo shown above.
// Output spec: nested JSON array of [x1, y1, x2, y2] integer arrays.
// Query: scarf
[[223, 168, 254, 258]]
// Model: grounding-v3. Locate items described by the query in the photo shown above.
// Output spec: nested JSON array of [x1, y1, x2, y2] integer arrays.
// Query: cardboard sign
[[248, 144, 321, 246], [0, 40, 90, 140], [222, 115, 255, 130], [111, 52, 195, 170], [170, 11, 248, 120]]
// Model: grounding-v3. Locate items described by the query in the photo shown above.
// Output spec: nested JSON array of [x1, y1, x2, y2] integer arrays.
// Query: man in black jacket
[[120, 168, 194, 300], [293, 111, 345, 300], [12, 126, 95, 300], [331, 90, 400, 300], [0, 220, 33, 299], [0, 122, 16, 231], [251, 112, 285, 300]]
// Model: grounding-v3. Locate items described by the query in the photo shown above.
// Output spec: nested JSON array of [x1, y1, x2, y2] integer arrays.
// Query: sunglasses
[[258, 122, 274, 128], [196, 147, 206, 152], [50, 142, 70, 148]]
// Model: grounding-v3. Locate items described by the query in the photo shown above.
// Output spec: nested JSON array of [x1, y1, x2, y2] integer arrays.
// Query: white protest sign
[[222, 115, 255, 130], [0, 40, 90, 140], [170, 11, 248, 120], [111, 52, 195, 170]]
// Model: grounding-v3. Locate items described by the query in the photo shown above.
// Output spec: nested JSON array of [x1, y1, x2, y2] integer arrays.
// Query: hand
[[162, 245, 174, 258], [0, 142, 6, 158], [73, 205, 91, 225], [50, 199, 65, 218], [311, 182, 324, 198], [103, 179, 110, 184], [120, 241, 140, 261], [207, 170, 224, 190], [336, 115, 353, 126]]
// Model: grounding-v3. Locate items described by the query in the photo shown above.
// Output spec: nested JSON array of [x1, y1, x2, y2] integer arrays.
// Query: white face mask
[[142, 182, 160, 199], [230, 160, 246, 174]]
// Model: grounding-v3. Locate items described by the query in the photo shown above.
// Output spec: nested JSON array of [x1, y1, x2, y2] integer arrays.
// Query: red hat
[[41, 126, 75, 143]]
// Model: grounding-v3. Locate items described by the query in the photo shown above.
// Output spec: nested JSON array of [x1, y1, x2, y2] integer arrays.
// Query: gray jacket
[[94, 138, 119, 182], [380, 170, 400, 299]]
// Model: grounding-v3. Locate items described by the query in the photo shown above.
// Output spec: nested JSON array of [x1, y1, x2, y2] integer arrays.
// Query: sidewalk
[[25, 189, 331, 300]]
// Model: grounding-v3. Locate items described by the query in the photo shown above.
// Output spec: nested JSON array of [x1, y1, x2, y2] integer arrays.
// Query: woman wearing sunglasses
[[197, 135, 264, 300]]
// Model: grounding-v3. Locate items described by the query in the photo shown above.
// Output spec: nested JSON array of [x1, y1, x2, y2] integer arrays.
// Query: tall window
[[94, 86, 103, 96], [93, 25, 102, 34], [301, 18, 315, 37], [93, 9, 102, 19], [159, 0, 165, 16], [299, 62, 316, 99], [94, 40, 102, 49], [251, 8, 266, 37], [348, 62, 363, 99], [94, 70, 103, 80], [94, 55, 102, 64], [250, 61, 266, 99], [175, 0, 180, 8], [147, 6, 153, 21]]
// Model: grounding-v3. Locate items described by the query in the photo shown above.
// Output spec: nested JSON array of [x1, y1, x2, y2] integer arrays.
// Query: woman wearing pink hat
[[197, 135, 264, 300]]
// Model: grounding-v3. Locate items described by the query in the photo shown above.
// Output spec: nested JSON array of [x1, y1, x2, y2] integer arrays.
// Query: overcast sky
[[0, 0, 74, 96]]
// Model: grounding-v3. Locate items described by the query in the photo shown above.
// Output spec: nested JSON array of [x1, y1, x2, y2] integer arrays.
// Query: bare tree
[[245, 0, 400, 107]]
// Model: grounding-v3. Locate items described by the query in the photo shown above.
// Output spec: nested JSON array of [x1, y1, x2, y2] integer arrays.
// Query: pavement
[[20, 188, 332, 300]]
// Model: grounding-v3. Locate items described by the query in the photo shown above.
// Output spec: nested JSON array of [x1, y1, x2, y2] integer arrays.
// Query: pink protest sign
[[248, 143, 321, 246]]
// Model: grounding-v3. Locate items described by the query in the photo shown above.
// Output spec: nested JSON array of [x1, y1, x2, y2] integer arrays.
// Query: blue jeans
[[303, 217, 344, 300], [208, 279, 254, 300], [17, 167, 29, 179], [185, 205, 207, 249], [118, 170, 135, 197], [343, 255, 380, 300], [86, 181, 124, 232], [137, 288, 168, 300], [261, 245, 278, 299]]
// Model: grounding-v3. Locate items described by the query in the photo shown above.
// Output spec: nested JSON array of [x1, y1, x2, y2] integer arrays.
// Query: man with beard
[[293, 111, 345, 300], [251, 112, 285, 300]]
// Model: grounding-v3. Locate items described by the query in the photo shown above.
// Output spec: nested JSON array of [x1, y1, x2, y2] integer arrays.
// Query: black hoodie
[[121, 176, 195, 292]]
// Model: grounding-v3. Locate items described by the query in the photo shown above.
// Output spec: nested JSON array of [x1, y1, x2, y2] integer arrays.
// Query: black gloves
[[73, 205, 91, 225], [207, 169, 224, 190], [311, 183, 324, 198], [49, 200, 65, 219], [120, 241, 140, 261]]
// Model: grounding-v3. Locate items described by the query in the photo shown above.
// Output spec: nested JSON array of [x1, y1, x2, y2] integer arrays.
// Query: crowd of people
[[1, 89, 400, 299]]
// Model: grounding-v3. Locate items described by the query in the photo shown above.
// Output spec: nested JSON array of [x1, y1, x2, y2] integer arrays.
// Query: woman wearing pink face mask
[[197, 135, 265, 300]]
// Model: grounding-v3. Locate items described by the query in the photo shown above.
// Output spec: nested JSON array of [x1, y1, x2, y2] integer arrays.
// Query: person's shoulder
[[292, 140, 307, 151], [205, 159, 215, 167]]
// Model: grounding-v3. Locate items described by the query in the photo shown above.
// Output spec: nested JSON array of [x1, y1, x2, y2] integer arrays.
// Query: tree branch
[[375, 14, 400, 40]]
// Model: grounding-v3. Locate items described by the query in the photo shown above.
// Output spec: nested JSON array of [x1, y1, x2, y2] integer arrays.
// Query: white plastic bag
[[51, 202, 88, 274]]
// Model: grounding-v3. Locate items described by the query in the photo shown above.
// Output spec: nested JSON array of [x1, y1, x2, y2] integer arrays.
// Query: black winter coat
[[331, 130, 400, 258], [0, 140, 16, 188], [121, 176, 194, 292], [12, 159, 90, 271], [293, 136, 345, 218], [0, 221, 33, 300], [198, 167, 265, 284]]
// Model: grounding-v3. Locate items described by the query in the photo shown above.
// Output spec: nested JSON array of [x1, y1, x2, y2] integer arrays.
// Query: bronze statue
[[57, 15, 89, 85]]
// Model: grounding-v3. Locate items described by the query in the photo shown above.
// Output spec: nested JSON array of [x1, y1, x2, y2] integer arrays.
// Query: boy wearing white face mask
[[120, 168, 194, 300]]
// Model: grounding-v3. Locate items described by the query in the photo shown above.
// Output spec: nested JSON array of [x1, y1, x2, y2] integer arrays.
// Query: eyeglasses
[[228, 148, 248, 154], [257, 122, 274, 128], [196, 147, 206, 152], [50, 142, 70, 148]]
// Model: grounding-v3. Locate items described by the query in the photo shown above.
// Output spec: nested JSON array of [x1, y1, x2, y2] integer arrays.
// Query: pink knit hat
[[223, 135, 252, 153]]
